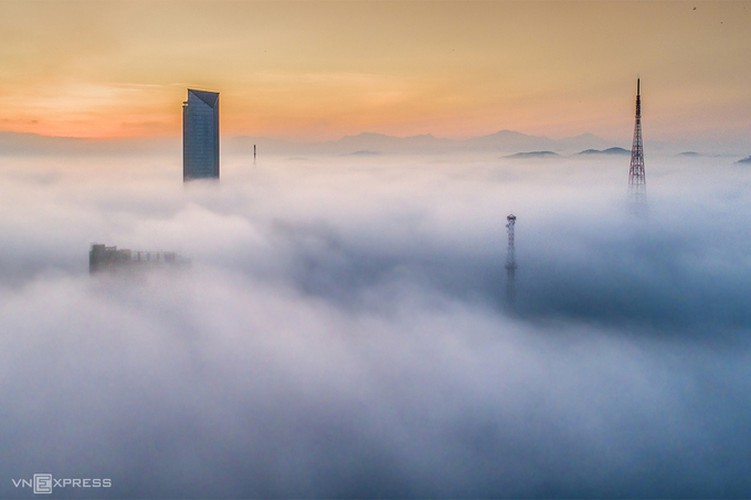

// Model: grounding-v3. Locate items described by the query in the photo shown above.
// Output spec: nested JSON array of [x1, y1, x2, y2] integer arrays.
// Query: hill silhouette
[[506, 151, 560, 159], [578, 147, 629, 156]]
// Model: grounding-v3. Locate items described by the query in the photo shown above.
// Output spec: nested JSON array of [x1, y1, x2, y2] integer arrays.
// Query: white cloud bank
[[1, 153, 750, 497]]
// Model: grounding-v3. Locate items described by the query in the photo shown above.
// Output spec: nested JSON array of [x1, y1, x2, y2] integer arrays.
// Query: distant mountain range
[[578, 147, 630, 156], [0, 131, 175, 156], [227, 130, 616, 156], [506, 151, 560, 159], [2, 129, 747, 158]]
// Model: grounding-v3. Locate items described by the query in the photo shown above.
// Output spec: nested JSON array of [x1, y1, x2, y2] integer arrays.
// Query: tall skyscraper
[[183, 89, 219, 181]]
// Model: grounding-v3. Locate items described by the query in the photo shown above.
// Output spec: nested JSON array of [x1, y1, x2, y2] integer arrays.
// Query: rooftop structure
[[89, 244, 188, 274]]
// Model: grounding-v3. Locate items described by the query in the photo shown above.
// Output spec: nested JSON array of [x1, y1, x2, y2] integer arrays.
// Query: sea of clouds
[[1, 151, 750, 498]]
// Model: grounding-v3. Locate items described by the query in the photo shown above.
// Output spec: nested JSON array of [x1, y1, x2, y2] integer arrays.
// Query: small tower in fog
[[505, 214, 517, 302]]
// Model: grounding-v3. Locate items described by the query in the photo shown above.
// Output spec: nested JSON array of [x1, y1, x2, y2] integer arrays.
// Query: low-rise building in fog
[[89, 244, 188, 274]]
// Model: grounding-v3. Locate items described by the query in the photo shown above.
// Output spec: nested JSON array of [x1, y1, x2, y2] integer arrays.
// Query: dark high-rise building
[[183, 89, 219, 181]]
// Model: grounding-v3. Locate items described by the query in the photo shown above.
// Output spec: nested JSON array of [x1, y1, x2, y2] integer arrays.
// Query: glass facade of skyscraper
[[183, 89, 219, 181]]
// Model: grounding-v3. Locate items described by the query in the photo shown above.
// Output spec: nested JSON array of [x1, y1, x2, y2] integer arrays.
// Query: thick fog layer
[[1, 153, 750, 498]]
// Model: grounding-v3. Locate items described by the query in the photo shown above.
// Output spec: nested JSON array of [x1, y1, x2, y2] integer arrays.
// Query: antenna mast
[[628, 78, 646, 196], [505, 214, 517, 303]]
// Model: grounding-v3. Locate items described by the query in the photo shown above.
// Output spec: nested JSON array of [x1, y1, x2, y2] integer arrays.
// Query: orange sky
[[1, 0, 749, 143]]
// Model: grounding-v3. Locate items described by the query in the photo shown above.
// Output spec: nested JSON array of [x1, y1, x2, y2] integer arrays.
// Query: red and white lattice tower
[[628, 78, 646, 196]]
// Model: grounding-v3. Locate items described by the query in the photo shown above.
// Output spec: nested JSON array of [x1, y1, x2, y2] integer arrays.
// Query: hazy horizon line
[[0, 127, 607, 143], [3, 128, 749, 157]]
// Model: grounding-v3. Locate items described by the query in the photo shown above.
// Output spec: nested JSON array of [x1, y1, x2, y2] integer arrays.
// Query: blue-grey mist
[[1, 150, 750, 498]]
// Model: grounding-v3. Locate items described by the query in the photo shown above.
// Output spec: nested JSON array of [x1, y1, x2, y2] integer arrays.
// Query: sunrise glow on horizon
[[2, 1, 749, 144]]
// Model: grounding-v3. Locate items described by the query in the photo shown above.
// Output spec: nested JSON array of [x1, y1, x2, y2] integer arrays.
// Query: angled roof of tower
[[188, 89, 219, 107]]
